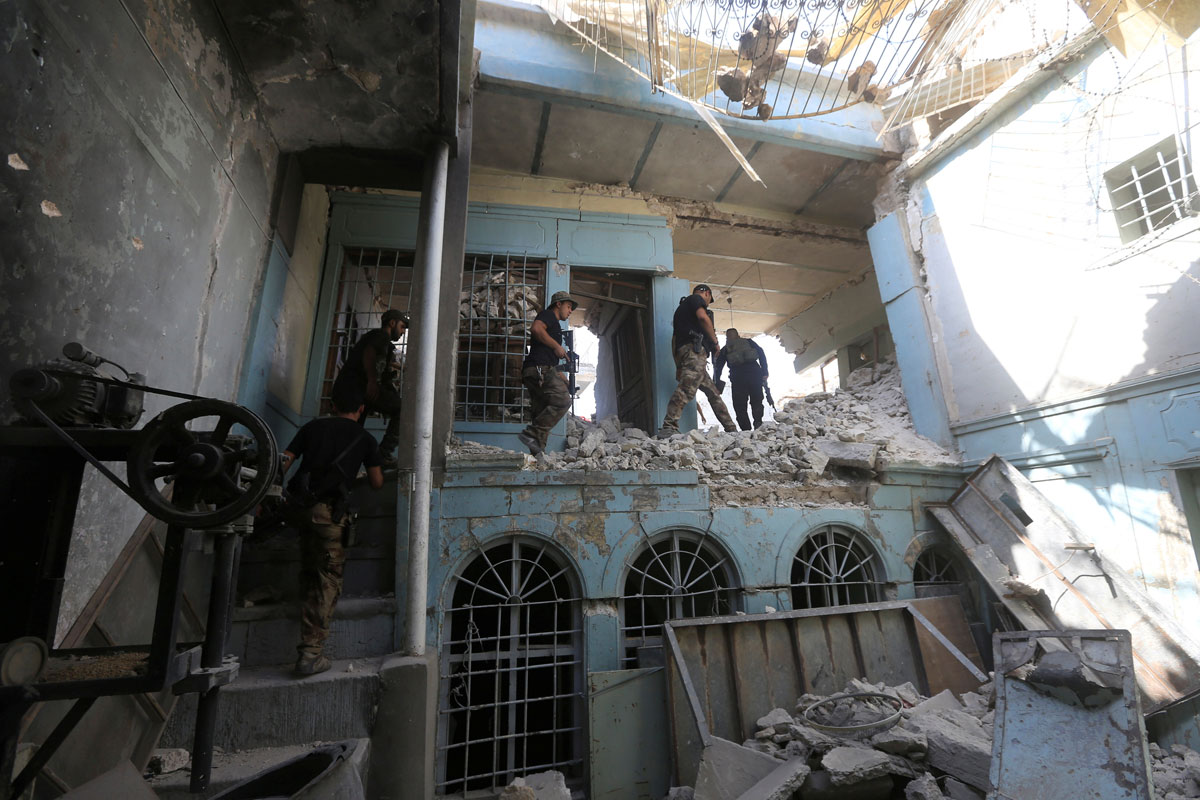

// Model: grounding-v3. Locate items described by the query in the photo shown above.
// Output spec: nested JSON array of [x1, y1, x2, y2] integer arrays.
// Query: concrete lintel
[[475, 1, 894, 163]]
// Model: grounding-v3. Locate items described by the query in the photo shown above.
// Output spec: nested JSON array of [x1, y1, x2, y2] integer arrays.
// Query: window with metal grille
[[438, 539, 584, 796], [456, 255, 546, 423], [620, 530, 740, 666], [1104, 136, 1197, 244], [913, 545, 976, 617], [791, 525, 885, 609], [318, 247, 412, 415]]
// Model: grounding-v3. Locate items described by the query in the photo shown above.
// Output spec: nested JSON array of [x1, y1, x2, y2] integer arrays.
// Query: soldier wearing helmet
[[658, 284, 737, 437], [517, 290, 578, 455], [330, 308, 409, 466]]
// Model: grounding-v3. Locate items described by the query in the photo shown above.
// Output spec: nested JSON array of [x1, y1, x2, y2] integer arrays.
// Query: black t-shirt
[[285, 416, 382, 500], [525, 307, 564, 367], [337, 328, 395, 386], [673, 294, 714, 351]]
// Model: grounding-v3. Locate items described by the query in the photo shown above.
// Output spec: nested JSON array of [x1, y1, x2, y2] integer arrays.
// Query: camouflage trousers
[[287, 502, 346, 657], [662, 345, 737, 432], [522, 365, 571, 448]]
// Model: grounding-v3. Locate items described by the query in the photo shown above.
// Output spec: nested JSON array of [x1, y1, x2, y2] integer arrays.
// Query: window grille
[[438, 539, 583, 796], [456, 255, 545, 423], [620, 530, 740, 666], [319, 247, 412, 415], [1104, 136, 1197, 244], [790, 525, 885, 609]]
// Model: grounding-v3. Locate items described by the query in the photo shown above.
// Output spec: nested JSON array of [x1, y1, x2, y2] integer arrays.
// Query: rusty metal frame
[[663, 599, 987, 746]]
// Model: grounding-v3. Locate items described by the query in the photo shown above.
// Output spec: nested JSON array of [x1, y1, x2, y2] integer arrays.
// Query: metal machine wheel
[[127, 399, 277, 528]]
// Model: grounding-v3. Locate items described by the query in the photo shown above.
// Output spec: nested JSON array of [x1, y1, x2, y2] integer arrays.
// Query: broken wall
[[0, 0, 279, 640], [775, 269, 888, 374], [870, 39, 1200, 630]]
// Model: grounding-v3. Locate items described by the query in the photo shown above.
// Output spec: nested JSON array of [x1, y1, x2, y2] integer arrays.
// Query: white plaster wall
[[911, 41, 1200, 425]]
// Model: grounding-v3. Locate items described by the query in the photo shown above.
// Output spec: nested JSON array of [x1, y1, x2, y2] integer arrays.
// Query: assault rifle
[[764, 379, 777, 411], [562, 329, 581, 397]]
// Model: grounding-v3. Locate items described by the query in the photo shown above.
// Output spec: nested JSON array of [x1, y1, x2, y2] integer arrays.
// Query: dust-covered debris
[[8, 153, 30, 170], [524, 359, 957, 506]]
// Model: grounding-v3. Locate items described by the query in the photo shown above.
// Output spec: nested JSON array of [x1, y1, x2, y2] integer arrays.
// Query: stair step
[[228, 597, 396, 667], [148, 738, 369, 799], [238, 511, 397, 599], [159, 659, 383, 751]]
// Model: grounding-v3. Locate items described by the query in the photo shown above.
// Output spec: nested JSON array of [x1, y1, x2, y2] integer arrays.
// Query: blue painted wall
[[393, 464, 964, 664], [867, 37, 1200, 745]]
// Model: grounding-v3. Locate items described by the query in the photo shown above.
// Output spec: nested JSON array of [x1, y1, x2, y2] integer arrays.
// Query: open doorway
[[569, 270, 654, 433]]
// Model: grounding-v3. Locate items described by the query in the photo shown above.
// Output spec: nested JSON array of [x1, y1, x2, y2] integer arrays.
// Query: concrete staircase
[[152, 478, 401, 797]]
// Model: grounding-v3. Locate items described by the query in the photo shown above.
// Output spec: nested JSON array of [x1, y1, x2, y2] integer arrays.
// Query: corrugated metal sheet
[[662, 598, 987, 783]]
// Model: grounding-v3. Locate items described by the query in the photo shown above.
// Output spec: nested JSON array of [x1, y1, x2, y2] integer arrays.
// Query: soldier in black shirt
[[330, 309, 408, 467], [518, 291, 578, 455], [714, 328, 769, 431], [281, 382, 384, 675], [658, 284, 737, 436]]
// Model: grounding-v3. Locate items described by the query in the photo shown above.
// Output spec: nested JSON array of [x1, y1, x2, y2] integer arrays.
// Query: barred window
[[319, 247, 412, 415], [1104, 136, 1197, 244], [456, 255, 545, 423], [620, 530, 739, 665], [438, 538, 584, 795], [791, 525, 885, 609]]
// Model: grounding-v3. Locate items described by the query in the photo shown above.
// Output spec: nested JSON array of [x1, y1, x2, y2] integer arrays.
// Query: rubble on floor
[[1150, 742, 1200, 799], [499, 770, 571, 800], [521, 359, 956, 506]]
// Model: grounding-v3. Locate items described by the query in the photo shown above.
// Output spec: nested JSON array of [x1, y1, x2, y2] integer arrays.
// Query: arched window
[[438, 538, 583, 795], [913, 544, 976, 616], [791, 525, 885, 609], [620, 530, 739, 665]]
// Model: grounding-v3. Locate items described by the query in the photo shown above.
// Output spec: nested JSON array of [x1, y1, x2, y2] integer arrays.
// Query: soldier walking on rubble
[[714, 328, 769, 431], [657, 284, 738, 437], [280, 381, 384, 676], [330, 309, 408, 468], [517, 290, 579, 456]]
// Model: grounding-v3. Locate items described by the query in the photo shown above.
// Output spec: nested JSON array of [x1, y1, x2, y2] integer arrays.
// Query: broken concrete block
[[903, 711, 991, 791], [941, 777, 984, 800], [783, 740, 811, 760], [868, 726, 927, 757], [694, 737, 782, 800], [813, 438, 878, 470], [499, 787, 536, 800], [888, 681, 923, 707], [518, 770, 570, 799], [958, 691, 988, 717], [904, 773, 945, 799], [755, 707, 793, 731], [823, 747, 892, 786], [665, 788, 695, 800], [739, 758, 811, 800], [145, 748, 190, 776], [786, 721, 841, 752], [578, 429, 604, 458], [905, 689, 963, 717]]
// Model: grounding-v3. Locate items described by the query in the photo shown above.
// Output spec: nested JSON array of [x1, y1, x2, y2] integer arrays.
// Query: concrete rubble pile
[[458, 266, 540, 338], [660, 676, 1199, 800], [521, 359, 956, 506]]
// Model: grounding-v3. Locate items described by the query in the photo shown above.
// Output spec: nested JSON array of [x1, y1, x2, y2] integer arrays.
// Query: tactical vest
[[725, 337, 758, 366]]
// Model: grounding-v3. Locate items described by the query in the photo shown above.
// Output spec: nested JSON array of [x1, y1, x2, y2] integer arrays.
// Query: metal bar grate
[[438, 539, 583, 796], [456, 254, 545, 423], [791, 524, 886, 610], [619, 530, 740, 666], [1104, 135, 1197, 243], [319, 247, 412, 415]]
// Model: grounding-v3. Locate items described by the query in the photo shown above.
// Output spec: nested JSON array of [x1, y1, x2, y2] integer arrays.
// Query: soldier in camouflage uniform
[[517, 290, 578, 455], [658, 285, 738, 437]]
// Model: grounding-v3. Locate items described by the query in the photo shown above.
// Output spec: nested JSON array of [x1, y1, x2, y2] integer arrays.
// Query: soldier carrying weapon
[[714, 328, 769, 431], [657, 285, 738, 437]]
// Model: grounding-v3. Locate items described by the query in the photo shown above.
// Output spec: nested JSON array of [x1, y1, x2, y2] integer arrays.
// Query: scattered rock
[[501, 770, 570, 799], [145, 748, 189, 776], [905, 772, 945, 799]]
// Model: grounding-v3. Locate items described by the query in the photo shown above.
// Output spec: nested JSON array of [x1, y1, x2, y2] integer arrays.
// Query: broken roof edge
[[895, 26, 1105, 183]]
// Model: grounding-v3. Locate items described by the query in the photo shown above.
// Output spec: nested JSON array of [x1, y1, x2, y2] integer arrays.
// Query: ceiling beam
[[674, 250, 853, 275], [704, 283, 816, 298], [795, 158, 852, 215], [715, 141, 763, 203], [629, 120, 662, 190], [530, 101, 551, 175]]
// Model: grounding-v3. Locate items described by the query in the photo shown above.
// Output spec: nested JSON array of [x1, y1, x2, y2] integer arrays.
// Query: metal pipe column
[[402, 140, 451, 656]]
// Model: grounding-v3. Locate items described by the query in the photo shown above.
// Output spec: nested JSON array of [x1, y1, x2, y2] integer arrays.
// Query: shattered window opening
[[620, 530, 740, 666], [437, 538, 584, 796], [319, 247, 411, 415], [791, 524, 885, 609], [456, 254, 546, 424]]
